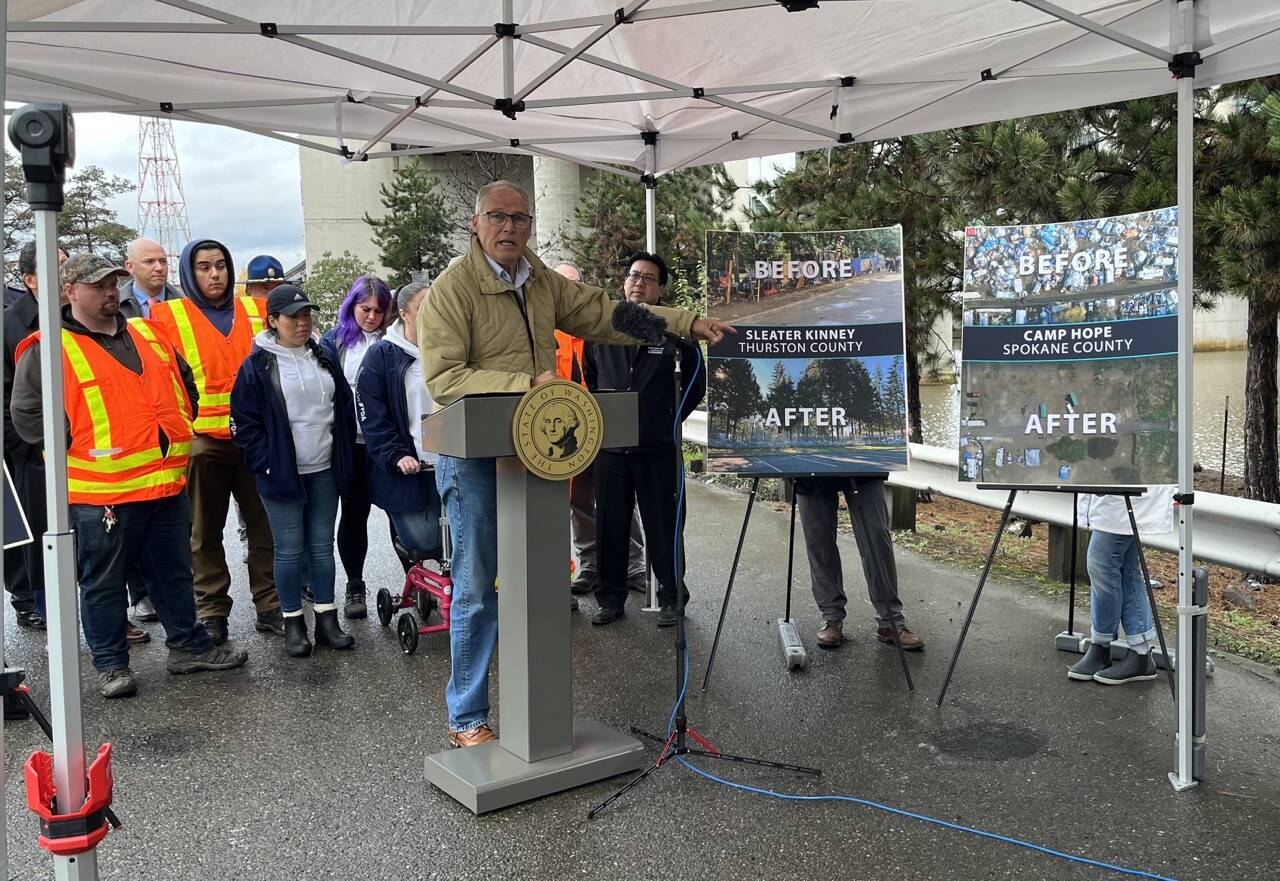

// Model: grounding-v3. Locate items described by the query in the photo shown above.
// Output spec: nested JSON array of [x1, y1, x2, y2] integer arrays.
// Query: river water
[[919, 350, 1267, 476]]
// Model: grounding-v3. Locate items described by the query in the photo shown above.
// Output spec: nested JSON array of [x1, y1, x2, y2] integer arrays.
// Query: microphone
[[611, 299, 669, 346]]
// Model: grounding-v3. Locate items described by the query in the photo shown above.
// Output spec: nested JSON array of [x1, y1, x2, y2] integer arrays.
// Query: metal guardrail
[[683, 410, 1280, 577]]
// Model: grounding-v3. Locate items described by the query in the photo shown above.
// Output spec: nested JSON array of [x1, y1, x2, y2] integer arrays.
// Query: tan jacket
[[420, 238, 696, 406]]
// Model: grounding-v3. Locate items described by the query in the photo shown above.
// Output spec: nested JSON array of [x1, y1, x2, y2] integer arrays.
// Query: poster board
[[4, 463, 33, 550], [705, 227, 908, 475], [958, 207, 1179, 487]]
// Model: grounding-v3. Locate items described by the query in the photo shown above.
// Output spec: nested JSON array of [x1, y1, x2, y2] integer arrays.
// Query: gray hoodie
[[253, 330, 335, 474]]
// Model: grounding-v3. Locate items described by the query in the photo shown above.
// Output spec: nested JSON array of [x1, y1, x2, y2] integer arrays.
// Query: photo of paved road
[[712, 272, 904, 326], [709, 446, 908, 474]]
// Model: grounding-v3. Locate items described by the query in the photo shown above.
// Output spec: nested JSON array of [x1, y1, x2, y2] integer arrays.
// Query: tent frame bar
[[1014, 0, 1174, 63], [512, 0, 651, 104]]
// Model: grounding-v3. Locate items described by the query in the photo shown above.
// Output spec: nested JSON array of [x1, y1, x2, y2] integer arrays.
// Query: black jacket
[[354, 339, 435, 514], [584, 336, 705, 452], [3, 291, 40, 457], [230, 342, 356, 502]]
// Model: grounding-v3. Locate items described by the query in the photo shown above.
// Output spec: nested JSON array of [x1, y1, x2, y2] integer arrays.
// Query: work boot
[[284, 615, 312, 657], [1093, 650, 1158, 686], [313, 609, 355, 650], [876, 625, 924, 651], [97, 667, 137, 699], [125, 622, 151, 645], [656, 605, 680, 628], [816, 620, 844, 649], [344, 581, 368, 619], [132, 596, 159, 622], [570, 573, 597, 595], [166, 645, 248, 675], [255, 608, 285, 637], [201, 616, 229, 646], [1067, 641, 1112, 681], [15, 609, 46, 630]]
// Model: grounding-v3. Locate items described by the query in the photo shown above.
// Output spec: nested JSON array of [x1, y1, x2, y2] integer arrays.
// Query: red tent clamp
[[24, 743, 115, 856]]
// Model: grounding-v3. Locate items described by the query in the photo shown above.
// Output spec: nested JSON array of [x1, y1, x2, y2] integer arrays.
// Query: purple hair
[[335, 274, 392, 349]]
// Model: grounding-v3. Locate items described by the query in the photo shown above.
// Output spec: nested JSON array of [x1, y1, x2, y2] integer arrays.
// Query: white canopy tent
[[4, 1, 1280, 878]]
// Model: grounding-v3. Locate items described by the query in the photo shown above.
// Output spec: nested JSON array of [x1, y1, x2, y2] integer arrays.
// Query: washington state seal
[[511, 379, 604, 481]]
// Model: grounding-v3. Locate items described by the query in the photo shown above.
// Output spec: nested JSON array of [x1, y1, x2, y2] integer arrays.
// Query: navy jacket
[[229, 341, 356, 502], [354, 340, 434, 513], [585, 336, 705, 452]]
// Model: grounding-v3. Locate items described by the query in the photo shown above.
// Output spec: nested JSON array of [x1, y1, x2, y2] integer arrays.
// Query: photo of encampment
[[708, 355, 908, 474], [707, 228, 904, 327]]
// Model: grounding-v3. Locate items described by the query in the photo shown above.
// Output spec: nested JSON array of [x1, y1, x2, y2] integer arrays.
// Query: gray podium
[[421, 390, 646, 813]]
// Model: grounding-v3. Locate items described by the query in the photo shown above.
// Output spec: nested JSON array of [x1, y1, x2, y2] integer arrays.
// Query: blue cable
[[661, 341, 1181, 881]]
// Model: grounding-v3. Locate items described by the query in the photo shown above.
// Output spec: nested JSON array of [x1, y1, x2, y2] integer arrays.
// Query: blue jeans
[[389, 479, 443, 561], [71, 492, 213, 671], [1087, 530, 1157, 647], [436, 456, 498, 732], [259, 470, 340, 613]]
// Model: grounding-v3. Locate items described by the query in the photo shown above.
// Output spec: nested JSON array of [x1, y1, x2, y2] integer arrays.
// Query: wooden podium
[[421, 391, 646, 813]]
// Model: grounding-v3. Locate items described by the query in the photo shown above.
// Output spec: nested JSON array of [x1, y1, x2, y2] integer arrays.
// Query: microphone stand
[[589, 339, 820, 819]]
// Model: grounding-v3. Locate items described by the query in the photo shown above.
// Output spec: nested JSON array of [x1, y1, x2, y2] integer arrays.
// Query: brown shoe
[[126, 622, 152, 645], [447, 724, 497, 748], [876, 626, 924, 651], [816, 620, 844, 649]]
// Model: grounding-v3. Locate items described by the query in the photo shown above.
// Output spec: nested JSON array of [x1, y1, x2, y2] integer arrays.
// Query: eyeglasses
[[626, 271, 660, 285], [481, 210, 534, 229]]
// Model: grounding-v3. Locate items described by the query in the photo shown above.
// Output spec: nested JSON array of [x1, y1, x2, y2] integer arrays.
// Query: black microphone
[[610, 299, 669, 346]]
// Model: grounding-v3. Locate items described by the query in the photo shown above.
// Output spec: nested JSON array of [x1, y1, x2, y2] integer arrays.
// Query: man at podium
[[419, 180, 733, 748]]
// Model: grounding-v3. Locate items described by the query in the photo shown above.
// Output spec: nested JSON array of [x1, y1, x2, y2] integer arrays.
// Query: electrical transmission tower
[[137, 117, 192, 281]]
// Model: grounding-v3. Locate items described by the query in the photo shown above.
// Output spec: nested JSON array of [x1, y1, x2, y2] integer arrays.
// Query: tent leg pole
[[1170, 0, 1198, 793], [1, 5, 9, 875], [644, 183, 657, 252]]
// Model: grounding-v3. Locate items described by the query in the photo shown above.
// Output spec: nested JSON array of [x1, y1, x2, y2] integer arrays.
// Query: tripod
[[703, 476, 915, 693], [2, 667, 123, 830], [588, 343, 821, 818]]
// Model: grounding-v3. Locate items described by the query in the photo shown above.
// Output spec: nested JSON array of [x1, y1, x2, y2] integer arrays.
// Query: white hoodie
[[254, 331, 336, 475], [1076, 485, 1175, 536], [340, 330, 381, 442], [384, 320, 436, 465]]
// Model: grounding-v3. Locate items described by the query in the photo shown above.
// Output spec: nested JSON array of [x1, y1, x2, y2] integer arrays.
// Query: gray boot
[[1068, 641, 1111, 681]]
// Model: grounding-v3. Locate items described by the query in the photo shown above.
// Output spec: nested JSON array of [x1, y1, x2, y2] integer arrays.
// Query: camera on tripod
[[7, 101, 76, 210]]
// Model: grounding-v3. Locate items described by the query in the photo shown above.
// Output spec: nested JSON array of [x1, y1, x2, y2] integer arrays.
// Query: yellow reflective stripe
[[61, 331, 96, 383], [241, 298, 265, 335], [69, 447, 163, 474], [61, 333, 114, 452], [193, 414, 225, 432], [168, 303, 206, 391], [201, 391, 232, 407], [128, 319, 172, 363], [68, 465, 187, 495]]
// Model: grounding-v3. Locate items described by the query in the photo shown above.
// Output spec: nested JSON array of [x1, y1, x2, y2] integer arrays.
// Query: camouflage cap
[[61, 253, 129, 289]]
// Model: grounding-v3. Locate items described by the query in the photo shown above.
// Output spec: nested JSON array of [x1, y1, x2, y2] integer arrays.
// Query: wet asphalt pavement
[[3, 480, 1277, 880]]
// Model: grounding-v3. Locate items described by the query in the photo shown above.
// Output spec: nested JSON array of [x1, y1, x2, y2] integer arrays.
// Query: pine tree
[[764, 361, 796, 441], [56, 166, 137, 261], [364, 159, 454, 288]]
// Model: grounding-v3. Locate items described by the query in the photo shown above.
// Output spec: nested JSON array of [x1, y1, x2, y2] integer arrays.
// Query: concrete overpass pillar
[[532, 156, 581, 267]]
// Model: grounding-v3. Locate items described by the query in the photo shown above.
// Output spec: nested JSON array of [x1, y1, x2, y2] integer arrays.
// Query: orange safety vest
[[15, 320, 195, 506], [149, 296, 265, 439], [554, 330, 586, 388]]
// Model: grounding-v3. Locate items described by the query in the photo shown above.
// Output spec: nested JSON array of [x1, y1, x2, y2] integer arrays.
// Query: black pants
[[6, 444, 45, 614], [594, 448, 687, 610], [336, 447, 399, 582]]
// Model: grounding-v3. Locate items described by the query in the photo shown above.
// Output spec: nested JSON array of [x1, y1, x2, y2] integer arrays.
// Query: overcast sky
[[71, 113, 305, 271]]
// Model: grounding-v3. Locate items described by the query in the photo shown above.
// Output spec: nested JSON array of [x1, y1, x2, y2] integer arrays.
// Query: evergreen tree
[[1197, 79, 1280, 502], [764, 361, 797, 441], [364, 159, 453, 288], [712, 359, 763, 444], [56, 166, 137, 262], [567, 164, 736, 306], [4, 150, 33, 281]]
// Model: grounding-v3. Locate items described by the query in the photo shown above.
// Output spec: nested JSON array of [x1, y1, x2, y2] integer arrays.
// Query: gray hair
[[474, 180, 530, 215], [397, 280, 429, 312]]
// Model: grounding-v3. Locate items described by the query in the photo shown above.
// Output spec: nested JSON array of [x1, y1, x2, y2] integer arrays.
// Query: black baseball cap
[[265, 283, 315, 317]]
